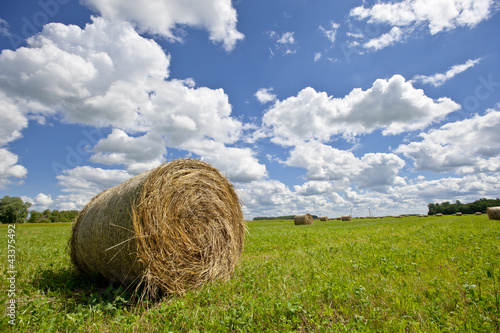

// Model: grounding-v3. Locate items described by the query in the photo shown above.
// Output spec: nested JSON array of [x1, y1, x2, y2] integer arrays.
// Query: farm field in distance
[[1, 215, 499, 332]]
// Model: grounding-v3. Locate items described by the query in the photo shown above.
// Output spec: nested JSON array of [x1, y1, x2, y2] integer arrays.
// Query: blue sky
[[1, 0, 499, 219]]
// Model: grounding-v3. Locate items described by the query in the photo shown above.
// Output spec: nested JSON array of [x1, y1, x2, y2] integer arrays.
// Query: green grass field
[[1, 215, 500, 332]]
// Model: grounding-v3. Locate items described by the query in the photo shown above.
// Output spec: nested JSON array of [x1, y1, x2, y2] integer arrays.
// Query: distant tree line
[[0, 195, 78, 224], [28, 209, 79, 223], [253, 215, 319, 221], [428, 198, 500, 215]]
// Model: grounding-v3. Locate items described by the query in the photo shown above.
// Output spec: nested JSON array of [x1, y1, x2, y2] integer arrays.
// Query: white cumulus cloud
[[55, 166, 132, 209], [0, 148, 28, 189], [396, 108, 500, 173], [82, 0, 244, 51], [255, 87, 277, 104], [263, 74, 460, 146], [283, 141, 405, 191]]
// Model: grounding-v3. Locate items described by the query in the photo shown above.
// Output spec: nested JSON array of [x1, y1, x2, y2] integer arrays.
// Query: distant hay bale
[[294, 214, 314, 225], [320, 216, 328, 221], [395, 215, 402, 218], [341, 215, 352, 221], [70, 159, 245, 297], [336, 217, 341, 220], [456, 212, 462, 216], [475, 212, 482, 215], [436, 213, 444, 216], [487, 207, 500, 220]]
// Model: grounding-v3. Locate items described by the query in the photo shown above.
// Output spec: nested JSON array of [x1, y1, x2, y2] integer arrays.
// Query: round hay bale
[[341, 215, 352, 221], [320, 216, 328, 221], [294, 214, 314, 225], [475, 212, 482, 215], [70, 159, 245, 296], [487, 207, 500, 220]]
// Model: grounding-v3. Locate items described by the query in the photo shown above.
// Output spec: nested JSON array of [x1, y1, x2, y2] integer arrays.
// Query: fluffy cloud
[[90, 129, 166, 174], [390, 173, 500, 206], [284, 141, 364, 181], [350, 0, 493, 34], [283, 141, 405, 191], [412, 58, 482, 87], [294, 181, 335, 196], [349, 0, 494, 50], [22, 193, 55, 211], [0, 148, 27, 189], [0, 17, 169, 130], [0, 95, 28, 146], [396, 108, 500, 173], [34, 193, 54, 207], [255, 87, 277, 104], [82, 0, 244, 51], [263, 74, 460, 146], [0, 17, 266, 180], [55, 166, 132, 209], [181, 140, 267, 182]]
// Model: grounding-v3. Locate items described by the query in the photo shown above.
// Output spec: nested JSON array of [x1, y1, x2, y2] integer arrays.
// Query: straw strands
[[70, 159, 245, 297], [487, 207, 500, 220], [294, 214, 314, 225]]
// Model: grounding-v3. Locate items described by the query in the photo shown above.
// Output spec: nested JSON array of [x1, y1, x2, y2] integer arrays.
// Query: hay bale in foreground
[[341, 215, 352, 221], [320, 216, 328, 221], [294, 214, 314, 225], [487, 207, 500, 220], [70, 159, 245, 297]]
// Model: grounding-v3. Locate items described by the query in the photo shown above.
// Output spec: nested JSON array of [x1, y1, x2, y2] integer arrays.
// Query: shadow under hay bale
[[70, 159, 245, 297], [294, 214, 314, 225], [487, 207, 500, 220]]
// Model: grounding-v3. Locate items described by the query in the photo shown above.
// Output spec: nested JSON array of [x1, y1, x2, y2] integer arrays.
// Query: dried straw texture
[[320, 216, 328, 221], [487, 207, 500, 220], [294, 214, 314, 225], [70, 159, 245, 297], [341, 215, 352, 221]]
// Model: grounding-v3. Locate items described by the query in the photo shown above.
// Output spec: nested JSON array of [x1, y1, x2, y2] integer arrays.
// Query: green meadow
[[1, 215, 499, 332]]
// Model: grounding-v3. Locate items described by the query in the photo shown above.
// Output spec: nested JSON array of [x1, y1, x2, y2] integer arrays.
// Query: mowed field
[[1, 215, 499, 332]]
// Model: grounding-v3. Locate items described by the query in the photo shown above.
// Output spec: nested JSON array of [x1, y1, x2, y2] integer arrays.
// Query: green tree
[[427, 203, 436, 215], [28, 211, 42, 223], [0, 196, 32, 224]]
